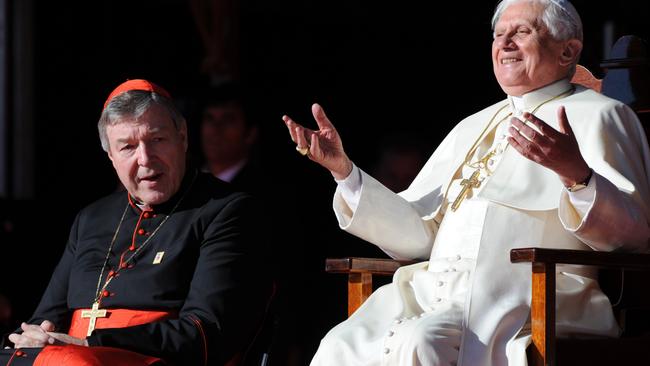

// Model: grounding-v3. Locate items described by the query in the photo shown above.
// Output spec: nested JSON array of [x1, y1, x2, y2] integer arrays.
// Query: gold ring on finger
[[296, 146, 309, 156]]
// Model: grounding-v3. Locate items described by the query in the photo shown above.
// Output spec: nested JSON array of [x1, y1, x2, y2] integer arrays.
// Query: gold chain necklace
[[81, 171, 197, 337], [447, 86, 576, 212]]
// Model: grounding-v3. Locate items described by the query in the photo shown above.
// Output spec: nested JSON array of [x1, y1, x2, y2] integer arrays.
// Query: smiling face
[[106, 103, 188, 207], [492, 1, 575, 96]]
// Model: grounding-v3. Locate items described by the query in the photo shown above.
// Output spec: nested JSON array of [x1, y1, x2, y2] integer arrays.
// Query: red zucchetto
[[104, 79, 171, 109]]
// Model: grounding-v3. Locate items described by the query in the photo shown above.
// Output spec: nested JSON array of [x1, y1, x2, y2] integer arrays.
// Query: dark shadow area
[[0, 1, 648, 365]]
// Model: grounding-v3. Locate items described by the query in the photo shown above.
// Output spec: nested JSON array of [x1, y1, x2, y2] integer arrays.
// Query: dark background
[[1, 1, 649, 364]]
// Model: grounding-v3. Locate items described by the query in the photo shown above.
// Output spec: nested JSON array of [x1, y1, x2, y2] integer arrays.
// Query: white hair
[[491, 0, 583, 42]]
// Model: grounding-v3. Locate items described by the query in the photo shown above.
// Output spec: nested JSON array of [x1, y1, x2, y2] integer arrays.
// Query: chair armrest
[[325, 257, 417, 275], [511, 247, 650, 366], [325, 257, 417, 316], [510, 247, 650, 270]]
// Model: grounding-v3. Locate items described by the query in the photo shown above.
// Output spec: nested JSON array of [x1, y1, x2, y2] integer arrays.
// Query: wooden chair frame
[[326, 249, 650, 365]]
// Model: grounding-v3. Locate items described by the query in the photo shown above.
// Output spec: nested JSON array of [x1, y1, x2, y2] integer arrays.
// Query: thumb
[[312, 103, 335, 131], [40, 320, 56, 332], [557, 106, 573, 136]]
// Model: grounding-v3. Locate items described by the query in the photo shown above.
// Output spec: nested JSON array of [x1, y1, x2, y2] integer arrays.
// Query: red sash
[[67, 308, 177, 338], [34, 309, 177, 366]]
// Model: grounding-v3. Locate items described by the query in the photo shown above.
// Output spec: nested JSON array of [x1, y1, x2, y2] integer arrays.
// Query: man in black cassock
[[1, 79, 271, 366]]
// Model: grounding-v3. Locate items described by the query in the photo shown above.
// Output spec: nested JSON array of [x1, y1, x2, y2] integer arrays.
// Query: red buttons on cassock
[[108, 270, 115, 277], [137, 228, 146, 235], [121, 262, 128, 269], [103, 290, 110, 298], [129, 245, 135, 251], [143, 211, 151, 219], [15, 350, 24, 357]]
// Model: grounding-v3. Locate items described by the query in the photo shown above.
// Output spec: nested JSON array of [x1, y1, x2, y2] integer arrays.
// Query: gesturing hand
[[507, 106, 591, 187], [283, 103, 353, 180]]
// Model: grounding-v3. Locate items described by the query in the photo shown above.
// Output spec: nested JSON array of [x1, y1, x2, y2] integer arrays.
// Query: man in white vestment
[[282, 0, 650, 365]]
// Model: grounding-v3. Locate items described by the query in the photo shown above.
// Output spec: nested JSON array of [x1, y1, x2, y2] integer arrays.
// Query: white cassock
[[310, 79, 650, 366]]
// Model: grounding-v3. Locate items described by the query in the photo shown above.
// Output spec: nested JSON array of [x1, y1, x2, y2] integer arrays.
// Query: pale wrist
[[560, 164, 591, 188], [563, 168, 592, 191], [331, 159, 353, 180]]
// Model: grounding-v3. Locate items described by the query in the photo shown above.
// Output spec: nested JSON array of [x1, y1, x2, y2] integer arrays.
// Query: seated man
[[198, 82, 260, 191], [1, 79, 271, 365], [282, 0, 650, 365]]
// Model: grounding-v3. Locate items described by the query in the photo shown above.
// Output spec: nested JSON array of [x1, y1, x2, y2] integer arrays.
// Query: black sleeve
[[25, 214, 80, 331], [88, 194, 272, 366], [0, 214, 79, 349]]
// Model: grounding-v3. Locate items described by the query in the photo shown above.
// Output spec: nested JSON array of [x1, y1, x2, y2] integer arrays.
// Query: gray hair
[[491, 0, 583, 42], [98, 90, 187, 152]]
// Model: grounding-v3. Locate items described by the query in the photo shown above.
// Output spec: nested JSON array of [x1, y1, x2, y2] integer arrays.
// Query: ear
[[179, 122, 189, 152], [559, 39, 582, 67]]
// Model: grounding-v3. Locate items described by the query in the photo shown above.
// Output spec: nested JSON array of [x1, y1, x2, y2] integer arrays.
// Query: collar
[[507, 78, 572, 112]]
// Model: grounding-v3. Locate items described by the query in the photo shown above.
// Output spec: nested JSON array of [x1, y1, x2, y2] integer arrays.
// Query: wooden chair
[[326, 35, 650, 364]]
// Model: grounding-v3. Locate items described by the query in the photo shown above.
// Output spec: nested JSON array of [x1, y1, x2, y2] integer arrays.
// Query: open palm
[[283, 103, 353, 180]]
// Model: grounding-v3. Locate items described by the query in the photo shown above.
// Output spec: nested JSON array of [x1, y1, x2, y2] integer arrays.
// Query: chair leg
[[529, 262, 556, 366], [348, 273, 372, 316]]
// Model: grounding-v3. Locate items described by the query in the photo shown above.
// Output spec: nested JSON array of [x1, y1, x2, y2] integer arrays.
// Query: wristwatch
[[567, 169, 593, 192]]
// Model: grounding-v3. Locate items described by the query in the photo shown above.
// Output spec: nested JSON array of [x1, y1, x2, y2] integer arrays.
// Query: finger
[[556, 106, 573, 136], [282, 115, 299, 143], [40, 320, 56, 332], [508, 136, 541, 163], [21, 322, 49, 339], [520, 112, 558, 139], [8, 333, 20, 345], [46, 332, 68, 345], [309, 133, 320, 160], [509, 117, 548, 143], [21, 328, 51, 344], [294, 126, 311, 150], [20, 322, 36, 332], [508, 128, 543, 160], [312, 103, 335, 131], [10, 331, 51, 348]]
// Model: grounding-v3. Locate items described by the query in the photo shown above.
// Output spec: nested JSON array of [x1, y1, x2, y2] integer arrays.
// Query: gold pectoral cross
[[81, 301, 108, 336], [451, 170, 482, 212]]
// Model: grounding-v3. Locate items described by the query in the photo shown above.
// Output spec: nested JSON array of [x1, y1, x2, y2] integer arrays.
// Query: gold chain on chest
[[445, 85, 576, 212]]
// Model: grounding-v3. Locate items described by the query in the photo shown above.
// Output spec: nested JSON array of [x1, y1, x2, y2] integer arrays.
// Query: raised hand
[[507, 106, 591, 187], [283, 103, 353, 180]]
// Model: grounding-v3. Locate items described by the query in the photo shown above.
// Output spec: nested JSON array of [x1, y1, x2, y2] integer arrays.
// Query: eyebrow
[[113, 127, 165, 144], [494, 20, 538, 35]]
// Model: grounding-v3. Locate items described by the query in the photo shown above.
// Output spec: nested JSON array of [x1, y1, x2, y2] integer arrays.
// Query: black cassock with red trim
[[1, 169, 272, 366]]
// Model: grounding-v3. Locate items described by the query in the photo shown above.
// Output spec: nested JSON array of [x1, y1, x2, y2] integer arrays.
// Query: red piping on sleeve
[[190, 316, 208, 366]]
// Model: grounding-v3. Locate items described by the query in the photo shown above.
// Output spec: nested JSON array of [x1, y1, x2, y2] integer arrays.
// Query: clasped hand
[[507, 106, 591, 186], [8, 321, 87, 348]]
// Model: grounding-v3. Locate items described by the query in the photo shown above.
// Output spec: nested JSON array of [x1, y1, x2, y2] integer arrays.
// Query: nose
[[136, 143, 155, 167], [494, 33, 515, 50]]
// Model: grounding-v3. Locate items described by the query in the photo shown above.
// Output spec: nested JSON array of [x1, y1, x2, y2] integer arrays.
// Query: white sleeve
[[334, 163, 362, 212], [565, 175, 596, 219], [559, 171, 650, 252]]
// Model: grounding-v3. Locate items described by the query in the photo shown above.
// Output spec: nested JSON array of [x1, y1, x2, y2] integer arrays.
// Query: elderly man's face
[[492, 1, 571, 96], [106, 103, 187, 207]]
